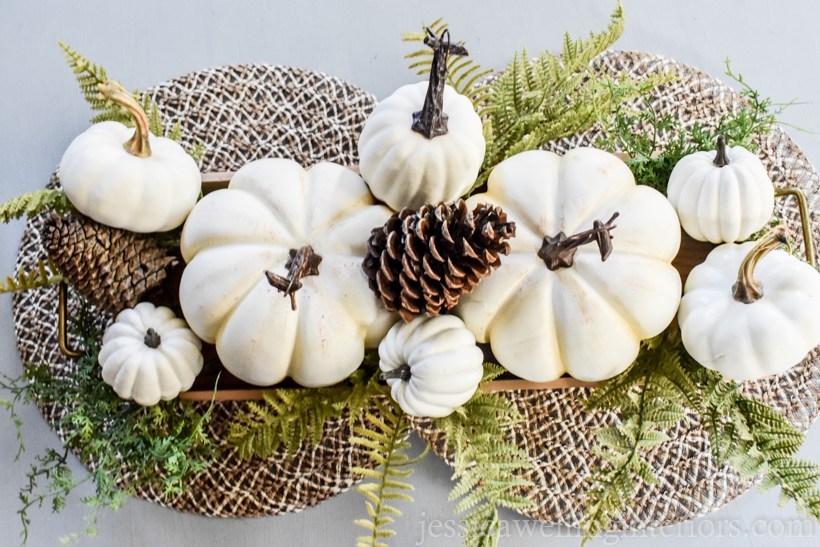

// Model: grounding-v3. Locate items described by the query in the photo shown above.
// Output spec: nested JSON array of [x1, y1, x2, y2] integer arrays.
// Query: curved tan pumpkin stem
[[98, 80, 152, 158], [732, 224, 789, 304]]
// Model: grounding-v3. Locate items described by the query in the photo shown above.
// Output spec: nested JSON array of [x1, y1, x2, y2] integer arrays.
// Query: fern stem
[[367, 412, 408, 545]]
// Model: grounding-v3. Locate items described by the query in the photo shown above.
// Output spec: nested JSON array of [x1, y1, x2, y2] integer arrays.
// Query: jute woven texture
[[12, 52, 820, 527], [413, 51, 820, 530], [13, 64, 382, 517]]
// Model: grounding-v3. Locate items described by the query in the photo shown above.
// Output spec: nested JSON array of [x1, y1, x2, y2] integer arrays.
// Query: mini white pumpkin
[[456, 148, 682, 382], [99, 302, 204, 406], [667, 135, 774, 243], [379, 315, 483, 418], [179, 158, 396, 387], [58, 81, 202, 233], [679, 225, 820, 381], [358, 29, 484, 210]]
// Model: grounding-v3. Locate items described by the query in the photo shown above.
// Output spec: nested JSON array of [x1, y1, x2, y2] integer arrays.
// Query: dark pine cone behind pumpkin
[[363, 199, 515, 322], [43, 213, 179, 314]]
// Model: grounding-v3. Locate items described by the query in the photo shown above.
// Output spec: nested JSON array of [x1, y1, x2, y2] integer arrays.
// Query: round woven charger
[[11, 52, 820, 526], [412, 50, 820, 530], [12, 64, 383, 517]]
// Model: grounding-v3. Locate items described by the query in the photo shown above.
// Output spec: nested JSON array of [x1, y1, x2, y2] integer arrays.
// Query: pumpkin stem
[[538, 212, 619, 270], [144, 328, 161, 348], [732, 225, 789, 304], [411, 28, 469, 139], [264, 246, 322, 311], [98, 80, 152, 158], [381, 364, 412, 382], [713, 135, 730, 167]]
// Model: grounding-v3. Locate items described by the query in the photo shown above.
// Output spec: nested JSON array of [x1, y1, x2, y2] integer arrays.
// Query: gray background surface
[[1, 1, 819, 545]]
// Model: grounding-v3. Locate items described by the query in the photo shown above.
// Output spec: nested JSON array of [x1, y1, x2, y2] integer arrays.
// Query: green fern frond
[[0, 189, 73, 224], [402, 19, 493, 108], [353, 399, 426, 547], [581, 326, 693, 543], [0, 260, 63, 294], [59, 41, 135, 125], [59, 41, 172, 136], [432, 364, 534, 547], [227, 365, 383, 459], [473, 1, 674, 192], [700, 371, 820, 519]]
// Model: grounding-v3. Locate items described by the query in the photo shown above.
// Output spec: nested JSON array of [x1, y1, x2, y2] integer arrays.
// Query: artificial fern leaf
[[352, 399, 426, 547], [0, 189, 73, 224], [227, 366, 384, 459], [1, 260, 63, 294], [59, 41, 135, 126], [699, 370, 820, 520], [432, 365, 534, 547], [581, 326, 694, 543], [474, 1, 674, 191]]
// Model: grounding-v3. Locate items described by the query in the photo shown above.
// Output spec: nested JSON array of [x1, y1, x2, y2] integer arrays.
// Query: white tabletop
[[1, 1, 818, 545]]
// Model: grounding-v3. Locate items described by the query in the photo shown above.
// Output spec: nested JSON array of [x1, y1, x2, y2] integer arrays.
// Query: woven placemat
[[413, 50, 820, 530], [12, 64, 383, 517], [11, 52, 820, 527]]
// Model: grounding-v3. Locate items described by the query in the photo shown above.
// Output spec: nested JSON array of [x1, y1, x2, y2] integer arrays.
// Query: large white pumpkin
[[179, 159, 396, 387], [679, 226, 820, 381], [455, 148, 682, 382], [59, 81, 201, 233]]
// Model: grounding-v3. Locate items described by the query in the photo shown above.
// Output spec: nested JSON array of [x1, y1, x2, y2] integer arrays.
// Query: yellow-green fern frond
[[353, 399, 426, 547], [1, 260, 63, 294], [0, 189, 73, 224]]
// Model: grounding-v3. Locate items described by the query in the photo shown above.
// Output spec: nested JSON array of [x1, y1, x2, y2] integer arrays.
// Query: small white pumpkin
[[59, 81, 201, 233], [679, 225, 820, 381], [379, 315, 483, 418], [99, 302, 204, 406], [179, 158, 396, 387], [667, 136, 774, 243], [358, 29, 484, 210], [456, 148, 682, 382]]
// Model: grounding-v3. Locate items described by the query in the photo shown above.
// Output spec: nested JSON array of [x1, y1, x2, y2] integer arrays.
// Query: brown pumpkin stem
[[713, 135, 730, 167], [538, 212, 619, 270], [98, 80, 152, 158], [381, 364, 412, 382], [144, 328, 161, 348], [732, 225, 789, 304], [411, 28, 469, 139], [265, 246, 322, 311]]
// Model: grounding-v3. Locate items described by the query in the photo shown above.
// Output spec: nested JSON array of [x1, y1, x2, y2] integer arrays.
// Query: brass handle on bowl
[[775, 187, 816, 267]]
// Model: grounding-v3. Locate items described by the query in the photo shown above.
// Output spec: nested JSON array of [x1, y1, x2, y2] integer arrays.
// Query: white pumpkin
[[667, 136, 774, 243], [455, 148, 682, 382], [379, 315, 484, 418], [679, 225, 820, 381], [99, 302, 203, 406], [179, 158, 396, 387], [358, 30, 484, 210], [59, 81, 201, 233]]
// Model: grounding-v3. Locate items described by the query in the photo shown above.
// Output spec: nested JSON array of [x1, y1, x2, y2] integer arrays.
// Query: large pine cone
[[43, 214, 179, 314], [363, 200, 515, 322]]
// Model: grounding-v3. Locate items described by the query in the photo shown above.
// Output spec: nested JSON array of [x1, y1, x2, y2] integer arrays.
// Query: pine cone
[[363, 200, 515, 322], [43, 214, 179, 313]]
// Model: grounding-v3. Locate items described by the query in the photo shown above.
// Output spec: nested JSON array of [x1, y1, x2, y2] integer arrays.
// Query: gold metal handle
[[775, 187, 816, 267], [58, 281, 83, 358]]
